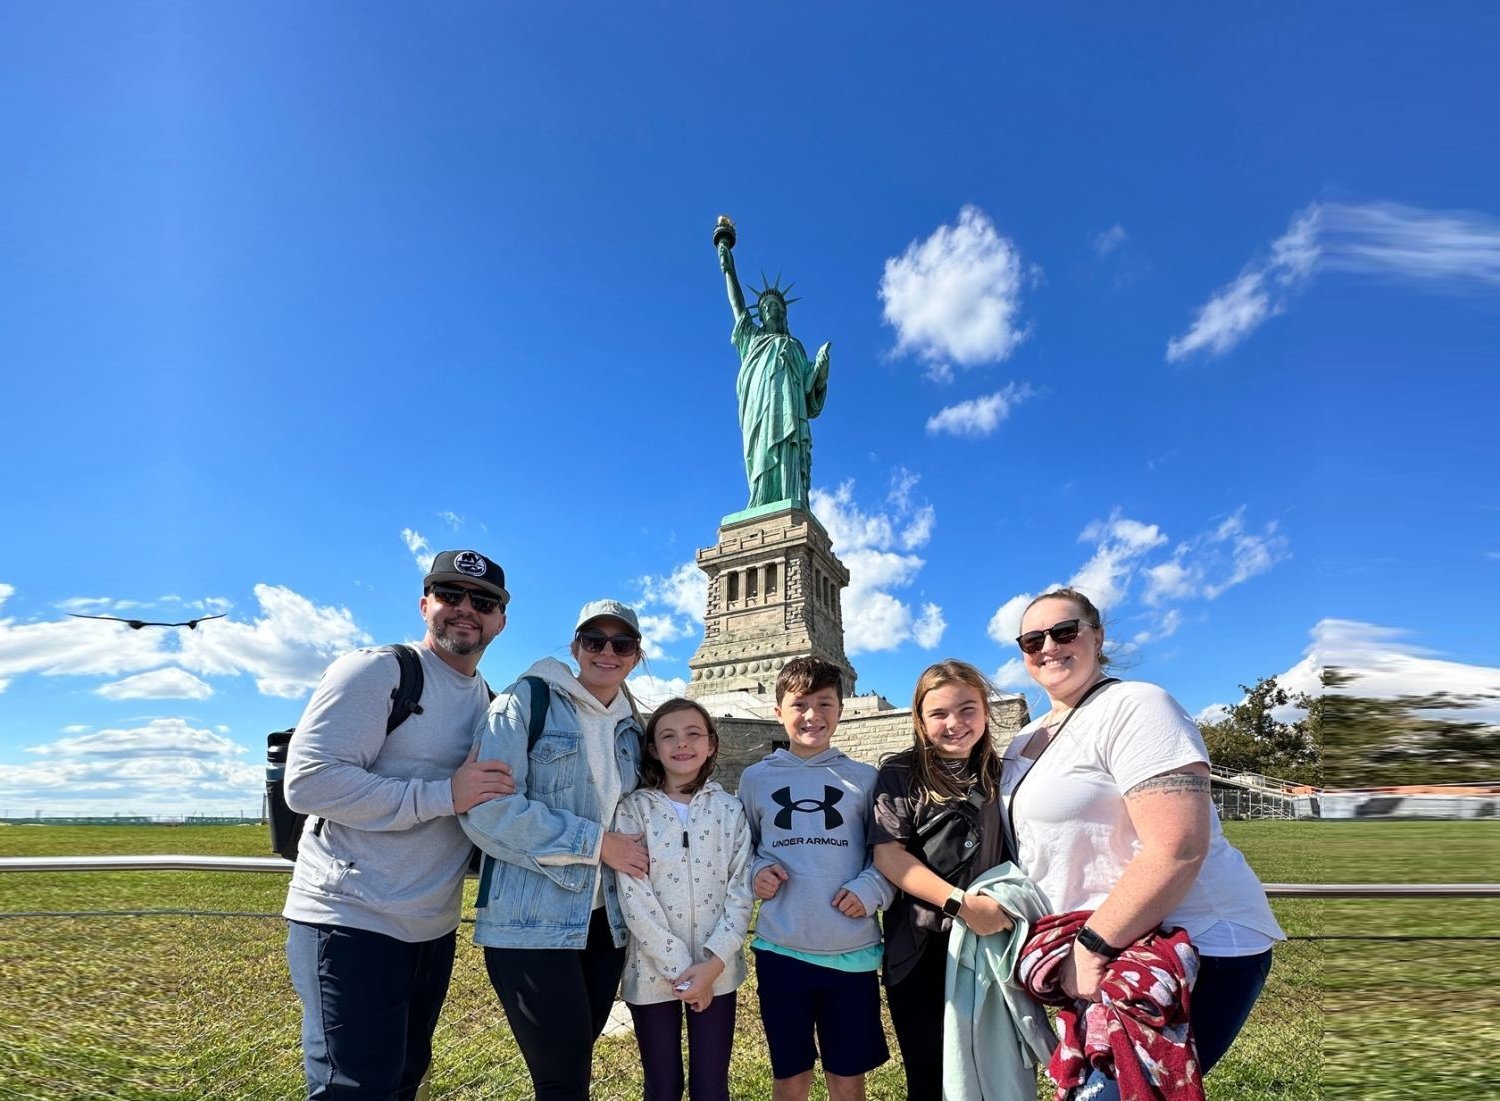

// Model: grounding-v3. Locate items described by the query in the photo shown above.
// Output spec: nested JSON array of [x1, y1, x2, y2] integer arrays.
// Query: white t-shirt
[[1001, 680, 1284, 955]]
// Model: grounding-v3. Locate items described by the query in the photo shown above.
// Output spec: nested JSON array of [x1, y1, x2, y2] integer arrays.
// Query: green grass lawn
[[1, 820, 1495, 1099]]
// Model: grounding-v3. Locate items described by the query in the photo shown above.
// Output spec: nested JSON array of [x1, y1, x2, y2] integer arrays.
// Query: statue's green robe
[[732, 311, 828, 508]]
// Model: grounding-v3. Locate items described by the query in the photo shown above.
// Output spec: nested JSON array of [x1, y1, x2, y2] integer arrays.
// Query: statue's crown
[[749, 271, 799, 308]]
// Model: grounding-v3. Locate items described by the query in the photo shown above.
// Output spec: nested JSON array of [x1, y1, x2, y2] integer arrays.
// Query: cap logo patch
[[454, 551, 487, 577]]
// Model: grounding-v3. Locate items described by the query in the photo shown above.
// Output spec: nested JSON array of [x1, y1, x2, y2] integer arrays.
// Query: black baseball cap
[[424, 550, 509, 605]]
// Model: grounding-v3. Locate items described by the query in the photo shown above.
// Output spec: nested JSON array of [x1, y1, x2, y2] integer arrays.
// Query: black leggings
[[885, 934, 948, 1101], [482, 908, 627, 1101]]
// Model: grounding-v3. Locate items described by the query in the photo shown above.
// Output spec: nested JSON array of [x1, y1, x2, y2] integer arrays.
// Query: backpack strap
[[475, 676, 551, 901], [521, 675, 550, 749], [309, 645, 424, 845], [384, 644, 425, 734]]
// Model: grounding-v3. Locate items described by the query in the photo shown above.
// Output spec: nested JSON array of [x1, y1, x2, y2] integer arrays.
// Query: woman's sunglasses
[[428, 584, 505, 616], [576, 630, 641, 657], [1015, 619, 1083, 655]]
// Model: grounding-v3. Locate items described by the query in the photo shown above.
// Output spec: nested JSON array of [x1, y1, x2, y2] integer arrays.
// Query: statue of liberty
[[715, 217, 831, 510]]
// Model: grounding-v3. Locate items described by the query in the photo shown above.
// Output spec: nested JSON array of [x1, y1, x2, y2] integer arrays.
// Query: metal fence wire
[[0, 889, 1494, 1100]]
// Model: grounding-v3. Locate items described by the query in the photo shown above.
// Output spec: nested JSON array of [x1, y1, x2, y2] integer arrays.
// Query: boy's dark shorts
[[753, 947, 889, 1079]]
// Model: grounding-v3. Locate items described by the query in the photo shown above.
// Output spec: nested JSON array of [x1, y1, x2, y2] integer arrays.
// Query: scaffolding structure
[[1210, 764, 1307, 819]]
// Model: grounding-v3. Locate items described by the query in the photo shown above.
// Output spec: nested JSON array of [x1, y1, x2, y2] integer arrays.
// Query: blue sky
[[3, 4, 1498, 816]]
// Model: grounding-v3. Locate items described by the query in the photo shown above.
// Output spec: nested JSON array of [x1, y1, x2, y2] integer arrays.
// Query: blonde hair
[[908, 659, 1002, 805]]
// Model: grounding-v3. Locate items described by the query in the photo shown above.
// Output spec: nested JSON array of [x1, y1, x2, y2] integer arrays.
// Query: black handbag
[[909, 787, 987, 881]]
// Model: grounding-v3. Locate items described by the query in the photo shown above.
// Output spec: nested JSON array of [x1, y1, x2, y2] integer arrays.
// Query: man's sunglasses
[[1016, 619, 1083, 655], [576, 630, 641, 657], [428, 585, 505, 616]]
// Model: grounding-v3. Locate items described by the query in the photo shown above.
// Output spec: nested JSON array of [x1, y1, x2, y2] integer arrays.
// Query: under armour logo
[[772, 785, 844, 831]]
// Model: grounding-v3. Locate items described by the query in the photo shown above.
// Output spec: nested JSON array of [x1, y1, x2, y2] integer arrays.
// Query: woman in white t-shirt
[[1004, 587, 1283, 1098]]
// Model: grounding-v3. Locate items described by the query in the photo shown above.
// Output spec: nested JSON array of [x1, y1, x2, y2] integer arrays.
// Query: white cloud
[[1200, 618, 1500, 730], [900, 509, 935, 552], [811, 476, 945, 655], [1093, 224, 1128, 256], [818, 492, 895, 551], [926, 383, 1035, 438], [95, 667, 214, 700], [439, 511, 463, 529], [0, 604, 176, 684], [0, 718, 262, 816], [912, 603, 946, 648], [1309, 621, 1500, 722], [1141, 560, 1197, 605], [1166, 206, 1322, 362], [637, 614, 690, 645], [401, 528, 435, 572], [987, 593, 1036, 647], [880, 206, 1033, 370], [1203, 521, 1289, 598], [888, 468, 920, 511], [177, 584, 371, 698], [1070, 513, 1169, 610], [1132, 608, 1183, 646], [1168, 199, 1500, 362], [627, 673, 689, 711], [639, 563, 708, 623], [1194, 702, 1232, 725], [1319, 201, 1500, 286], [840, 590, 913, 654], [636, 563, 709, 658], [637, 613, 693, 661], [58, 596, 143, 613], [989, 507, 1288, 668], [0, 583, 369, 700], [991, 657, 1031, 692], [1142, 508, 1289, 605], [1167, 272, 1274, 362]]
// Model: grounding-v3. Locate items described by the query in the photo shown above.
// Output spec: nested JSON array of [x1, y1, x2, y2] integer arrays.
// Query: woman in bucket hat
[[461, 600, 649, 1101]]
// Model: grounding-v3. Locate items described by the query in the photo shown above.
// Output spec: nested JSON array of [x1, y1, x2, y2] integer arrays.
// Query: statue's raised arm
[[715, 216, 747, 321], [712, 215, 830, 510]]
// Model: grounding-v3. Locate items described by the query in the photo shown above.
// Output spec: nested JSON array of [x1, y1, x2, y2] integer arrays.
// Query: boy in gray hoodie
[[738, 657, 893, 1101]]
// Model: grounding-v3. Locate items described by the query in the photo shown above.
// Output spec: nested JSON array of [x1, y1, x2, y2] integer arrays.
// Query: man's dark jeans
[[286, 920, 456, 1101]]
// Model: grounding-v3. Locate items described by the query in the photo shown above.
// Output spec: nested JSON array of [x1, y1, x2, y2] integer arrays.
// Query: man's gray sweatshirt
[[281, 645, 491, 942]]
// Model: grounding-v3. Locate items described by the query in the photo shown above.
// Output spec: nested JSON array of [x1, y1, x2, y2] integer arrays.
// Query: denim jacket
[[461, 659, 643, 949]]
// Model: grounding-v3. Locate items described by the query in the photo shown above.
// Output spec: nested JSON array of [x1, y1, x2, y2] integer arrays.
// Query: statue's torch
[[713, 214, 737, 252]]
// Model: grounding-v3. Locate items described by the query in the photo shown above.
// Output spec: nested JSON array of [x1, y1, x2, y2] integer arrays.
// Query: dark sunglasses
[[428, 584, 505, 616], [576, 630, 641, 657], [1016, 619, 1083, 655]]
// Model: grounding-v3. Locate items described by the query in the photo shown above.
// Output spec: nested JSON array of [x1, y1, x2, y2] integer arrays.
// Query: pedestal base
[[686, 505, 857, 699]]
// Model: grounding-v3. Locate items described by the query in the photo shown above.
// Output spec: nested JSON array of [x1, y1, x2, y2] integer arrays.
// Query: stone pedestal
[[686, 503, 858, 699]]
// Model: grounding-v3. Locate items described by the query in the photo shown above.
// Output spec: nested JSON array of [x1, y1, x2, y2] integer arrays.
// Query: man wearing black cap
[[283, 550, 515, 1101]]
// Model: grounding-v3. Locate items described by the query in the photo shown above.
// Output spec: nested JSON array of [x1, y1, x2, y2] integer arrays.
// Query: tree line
[[1196, 670, 1500, 790]]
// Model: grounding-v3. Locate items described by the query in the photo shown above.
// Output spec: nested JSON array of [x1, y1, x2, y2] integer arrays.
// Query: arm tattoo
[[1125, 772, 1211, 799]]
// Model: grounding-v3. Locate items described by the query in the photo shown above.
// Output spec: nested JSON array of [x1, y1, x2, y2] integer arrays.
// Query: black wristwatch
[[1076, 925, 1123, 959], [942, 888, 965, 917]]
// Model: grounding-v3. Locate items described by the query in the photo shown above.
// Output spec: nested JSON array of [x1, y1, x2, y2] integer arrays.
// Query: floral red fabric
[[1017, 910, 1202, 1101]]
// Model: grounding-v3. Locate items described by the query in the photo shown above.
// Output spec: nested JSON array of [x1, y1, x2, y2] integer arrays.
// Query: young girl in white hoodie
[[613, 698, 755, 1101]]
